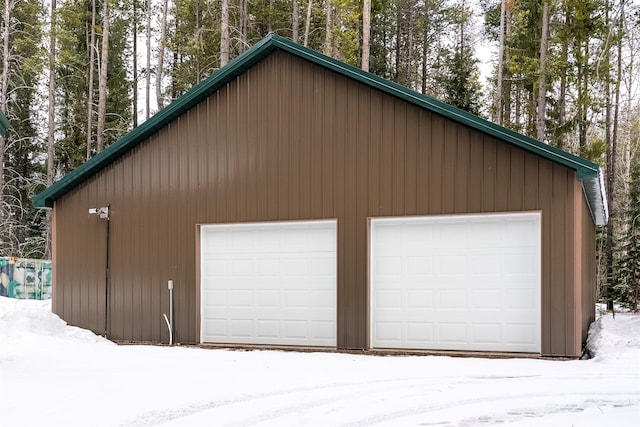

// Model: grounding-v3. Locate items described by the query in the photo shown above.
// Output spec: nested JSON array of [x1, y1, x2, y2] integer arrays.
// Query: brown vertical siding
[[53, 50, 594, 356], [572, 178, 583, 357]]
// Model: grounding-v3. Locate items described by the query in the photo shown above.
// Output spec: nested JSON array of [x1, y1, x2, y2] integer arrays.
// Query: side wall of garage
[[52, 50, 593, 356], [581, 195, 597, 348]]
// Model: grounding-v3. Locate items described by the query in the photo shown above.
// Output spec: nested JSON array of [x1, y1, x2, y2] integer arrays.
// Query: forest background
[[0, 0, 637, 308]]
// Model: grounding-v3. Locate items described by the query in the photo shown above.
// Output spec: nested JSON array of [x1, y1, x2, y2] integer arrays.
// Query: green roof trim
[[33, 33, 606, 224], [0, 110, 9, 137]]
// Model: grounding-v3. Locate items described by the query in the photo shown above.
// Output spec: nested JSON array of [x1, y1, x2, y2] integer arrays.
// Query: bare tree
[[324, 0, 332, 55], [96, 0, 110, 153], [86, 0, 96, 158], [157, 0, 168, 109], [0, 0, 11, 236], [536, 0, 549, 142], [495, 0, 506, 124], [240, 0, 248, 52], [221, 0, 229, 66], [46, 0, 57, 259], [292, 0, 300, 43], [557, 5, 570, 150], [145, 0, 151, 119], [303, 0, 312, 47], [132, 0, 138, 128], [362, 0, 371, 71]]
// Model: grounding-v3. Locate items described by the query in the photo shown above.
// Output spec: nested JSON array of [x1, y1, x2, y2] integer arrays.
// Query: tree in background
[[618, 151, 640, 309], [362, 0, 371, 71], [46, 0, 57, 260], [0, 0, 45, 258], [440, 0, 482, 114], [0, 0, 632, 305], [56, 0, 131, 174], [169, 0, 220, 98]]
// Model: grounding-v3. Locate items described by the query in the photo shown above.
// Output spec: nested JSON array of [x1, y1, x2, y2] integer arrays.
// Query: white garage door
[[200, 220, 337, 346], [370, 212, 541, 353]]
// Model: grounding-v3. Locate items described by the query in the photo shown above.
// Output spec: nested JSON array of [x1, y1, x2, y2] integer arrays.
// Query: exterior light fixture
[[88, 207, 110, 220]]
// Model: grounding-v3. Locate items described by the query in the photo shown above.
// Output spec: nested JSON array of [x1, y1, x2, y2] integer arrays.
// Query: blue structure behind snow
[[0, 257, 52, 300]]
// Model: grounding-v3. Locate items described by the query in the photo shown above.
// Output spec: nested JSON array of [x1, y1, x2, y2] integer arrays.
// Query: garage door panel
[[201, 220, 337, 347], [471, 323, 502, 344], [371, 212, 541, 353], [311, 321, 336, 339], [438, 323, 467, 344], [406, 290, 435, 309], [470, 289, 501, 309], [257, 320, 280, 338], [406, 322, 435, 343]]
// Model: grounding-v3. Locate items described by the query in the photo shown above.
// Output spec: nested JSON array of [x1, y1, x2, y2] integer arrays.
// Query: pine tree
[[440, 0, 481, 115], [0, 0, 45, 257], [618, 153, 640, 310], [56, 0, 131, 172]]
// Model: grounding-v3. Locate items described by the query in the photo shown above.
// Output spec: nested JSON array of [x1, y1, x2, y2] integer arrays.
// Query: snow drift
[[1, 296, 638, 426]]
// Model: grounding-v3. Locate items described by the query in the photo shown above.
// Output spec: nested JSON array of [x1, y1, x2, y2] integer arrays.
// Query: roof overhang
[[581, 170, 609, 226], [33, 33, 608, 226]]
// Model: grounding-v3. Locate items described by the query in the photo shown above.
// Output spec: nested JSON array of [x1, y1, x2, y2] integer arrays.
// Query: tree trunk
[[220, 0, 229, 66], [496, 0, 506, 124], [557, 7, 570, 150], [157, 0, 168, 109], [240, 0, 248, 52], [395, 8, 400, 82], [579, 41, 589, 149], [145, 0, 151, 120], [407, 3, 414, 81], [362, 0, 371, 71], [132, 0, 138, 128], [0, 1, 9, 110], [536, 0, 549, 142], [514, 83, 521, 131], [503, 6, 512, 126], [46, 0, 57, 259], [292, 0, 300, 43], [304, 0, 312, 47], [324, 0, 332, 55], [86, 0, 96, 159], [96, 0, 110, 153], [195, 0, 201, 80], [608, 0, 625, 307], [612, 0, 624, 180], [604, 0, 616, 309], [0, 0, 11, 241], [621, 1, 632, 200]]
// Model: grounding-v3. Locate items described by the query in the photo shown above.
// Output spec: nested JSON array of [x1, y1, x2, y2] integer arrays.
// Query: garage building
[[34, 34, 607, 358]]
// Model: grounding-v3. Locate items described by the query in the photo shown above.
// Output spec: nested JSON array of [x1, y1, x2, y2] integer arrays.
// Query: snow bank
[[0, 296, 109, 344], [1, 296, 638, 427], [0, 296, 113, 368], [586, 311, 640, 364]]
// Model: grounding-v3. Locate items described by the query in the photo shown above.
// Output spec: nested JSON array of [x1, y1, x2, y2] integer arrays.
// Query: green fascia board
[[0, 110, 9, 137], [33, 33, 600, 209]]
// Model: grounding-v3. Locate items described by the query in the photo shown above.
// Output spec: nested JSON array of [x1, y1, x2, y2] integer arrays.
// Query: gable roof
[[33, 33, 608, 225]]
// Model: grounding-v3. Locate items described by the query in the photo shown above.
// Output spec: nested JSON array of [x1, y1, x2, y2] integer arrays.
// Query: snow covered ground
[[1, 297, 638, 427]]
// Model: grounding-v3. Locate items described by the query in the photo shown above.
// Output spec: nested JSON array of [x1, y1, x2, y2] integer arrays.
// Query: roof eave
[[580, 170, 609, 226]]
